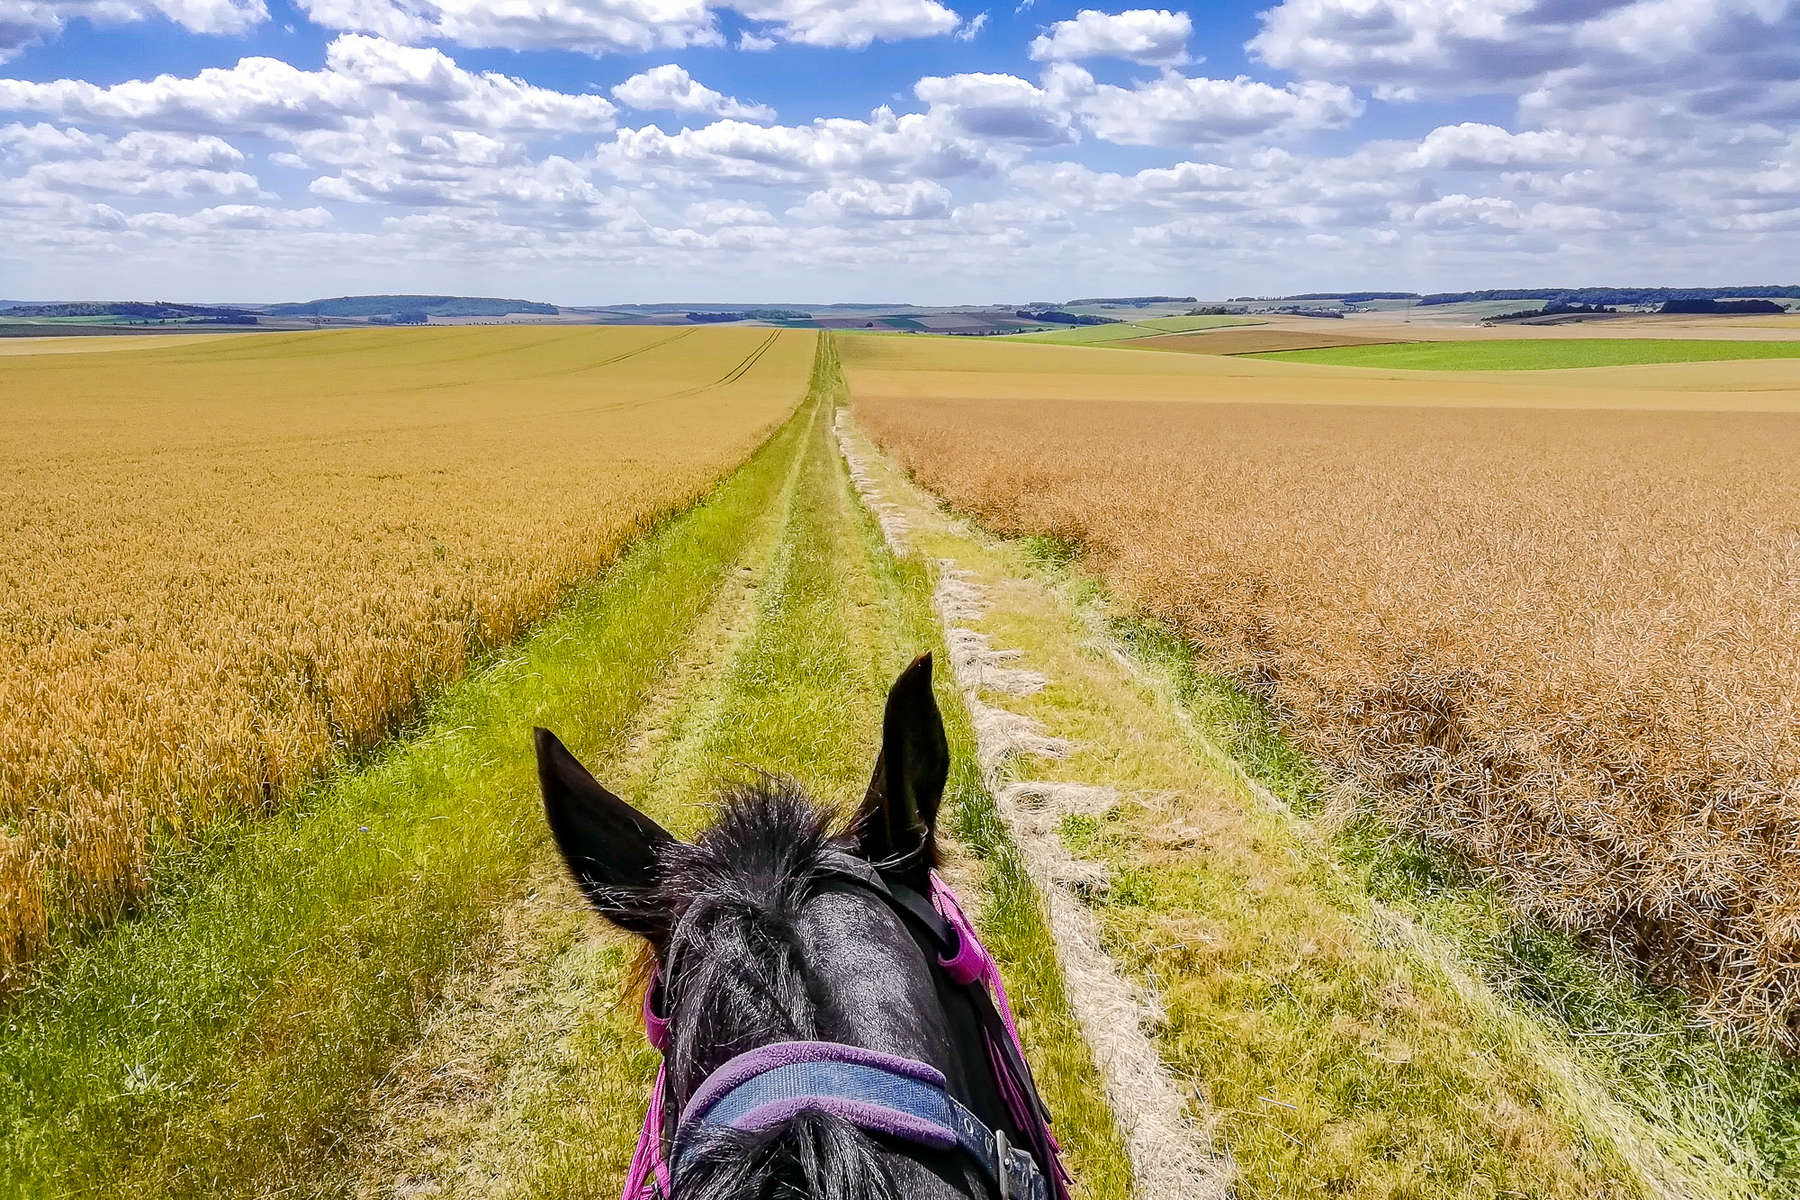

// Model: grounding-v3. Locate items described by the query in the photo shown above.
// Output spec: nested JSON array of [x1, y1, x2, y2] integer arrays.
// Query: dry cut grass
[[846, 335, 1800, 1049], [0, 326, 812, 982]]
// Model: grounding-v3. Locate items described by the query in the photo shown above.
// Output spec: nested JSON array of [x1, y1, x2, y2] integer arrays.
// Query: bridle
[[621, 860, 1072, 1200]]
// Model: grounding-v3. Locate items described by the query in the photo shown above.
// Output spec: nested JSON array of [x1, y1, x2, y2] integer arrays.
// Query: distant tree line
[[1658, 298, 1788, 314], [1490, 301, 1617, 320], [1259, 292, 1419, 303], [1064, 295, 1197, 306], [266, 295, 558, 318], [1230, 286, 1800, 308], [1017, 308, 1118, 326], [1419, 285, 1800, 306], [685, 309, 812, 323], [3, 301, 255, 320]]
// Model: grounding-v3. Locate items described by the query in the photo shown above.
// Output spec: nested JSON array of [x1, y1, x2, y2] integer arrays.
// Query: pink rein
[[620, 871, 1068, 1200]]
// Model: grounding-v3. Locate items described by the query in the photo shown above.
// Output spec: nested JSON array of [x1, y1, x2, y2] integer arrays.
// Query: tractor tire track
[[674, 329, 784, 398], [326, 385, 817, 1200]]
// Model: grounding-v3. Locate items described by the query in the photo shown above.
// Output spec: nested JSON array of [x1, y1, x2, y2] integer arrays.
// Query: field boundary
[[1088, 606, 1800, 1198], [834, 402, 1234, 1199]]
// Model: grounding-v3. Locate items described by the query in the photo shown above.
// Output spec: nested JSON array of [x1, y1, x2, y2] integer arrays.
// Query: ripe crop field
[[1254, 337, 1800, 370], [844, 332, 1800, 1048], [0, 325, 811, 982]]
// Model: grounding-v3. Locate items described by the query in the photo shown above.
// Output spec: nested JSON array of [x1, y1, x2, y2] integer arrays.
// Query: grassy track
[[0, 386, 811, 1199], [330, 335, 1135, 1198], [320, 336, 1134, 1197], [1253, 337, 1800, 370]]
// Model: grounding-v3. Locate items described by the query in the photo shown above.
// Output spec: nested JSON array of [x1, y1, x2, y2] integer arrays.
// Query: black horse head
[[536, 654, 1041, 1199]]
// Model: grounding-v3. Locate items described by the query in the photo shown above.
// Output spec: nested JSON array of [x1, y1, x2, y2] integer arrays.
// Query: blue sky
[[1, 1, 1796, 303]]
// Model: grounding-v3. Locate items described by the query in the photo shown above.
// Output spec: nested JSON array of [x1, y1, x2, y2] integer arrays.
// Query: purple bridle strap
[[687, 1040, 948, 1118], [622, 1060, 670, 1200], [932, 875, 1071, 1199], [622, 982, 671, 1200]]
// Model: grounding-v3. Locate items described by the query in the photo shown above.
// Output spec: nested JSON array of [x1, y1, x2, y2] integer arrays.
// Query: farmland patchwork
[[3, 327, 1799, 1198]]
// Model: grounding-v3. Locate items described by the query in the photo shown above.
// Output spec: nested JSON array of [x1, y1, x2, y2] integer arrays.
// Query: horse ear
[[856, 654, 949, 876], [535, 727, 675, 944]]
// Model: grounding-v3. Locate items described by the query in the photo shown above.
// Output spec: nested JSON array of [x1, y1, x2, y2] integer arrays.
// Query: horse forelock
[[657, 780, 856, 1083], [649, 778, 975, 1199]]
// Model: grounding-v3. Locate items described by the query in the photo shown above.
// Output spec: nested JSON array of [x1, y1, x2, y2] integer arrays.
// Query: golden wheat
[[846, 334, 1800, 1048], [0, 325, 813, 982]]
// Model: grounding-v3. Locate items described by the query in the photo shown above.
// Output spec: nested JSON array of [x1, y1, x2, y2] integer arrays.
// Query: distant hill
[[1270, 292, 1421, 303], [597, 301, 911, 314], [2, 301, 256, 319], [1419, 285, 1800, 307], [1065, 295, 1198, 307], [263, 295, 559, 318]]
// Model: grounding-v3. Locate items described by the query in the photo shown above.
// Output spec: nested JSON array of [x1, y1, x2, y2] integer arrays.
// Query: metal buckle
[[995, 1128, 1013, 1200], [1006, 1141, 1046, 1200]]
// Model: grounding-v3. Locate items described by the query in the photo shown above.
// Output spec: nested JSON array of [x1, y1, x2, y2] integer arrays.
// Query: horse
[[534, 654, 1067, 1200]]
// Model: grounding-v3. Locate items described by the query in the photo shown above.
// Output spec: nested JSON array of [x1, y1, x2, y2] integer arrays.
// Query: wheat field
[[0, 326, 813, 982], [846, 334, 1800, 1047]]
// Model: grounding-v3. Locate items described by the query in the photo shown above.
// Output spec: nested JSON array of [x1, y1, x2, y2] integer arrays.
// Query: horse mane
[[673, 1111, 900, 1200], [656, 779, 899, 1199]]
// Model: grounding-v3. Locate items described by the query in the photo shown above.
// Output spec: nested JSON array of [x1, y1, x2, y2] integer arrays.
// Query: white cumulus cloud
[[731, 0, 962, 47], [1250, 0, 1800, 129], [1029, 8, 1191, 65], [0, 35, 616, 137], [794, 177, 953, 220], [0, 122, 264, 204], [914, 71, 1074, 144], [292, 0, 718, 55], [289, 0, 965, 53], [1403, 122, 1628, 171], [1047, 65, 1362, 146], [0, 0, 267, 62], [612, 64, 774, 123], [600, 107, 1002, 186]]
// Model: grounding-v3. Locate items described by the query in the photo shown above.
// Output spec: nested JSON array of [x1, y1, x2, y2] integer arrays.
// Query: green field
[[1254, 338, 1800, 370], [1012, 314, 1258, 345]]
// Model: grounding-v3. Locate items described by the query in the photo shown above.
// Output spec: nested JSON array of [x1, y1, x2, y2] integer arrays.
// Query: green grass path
[[326, 334, 1134, 1198]]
